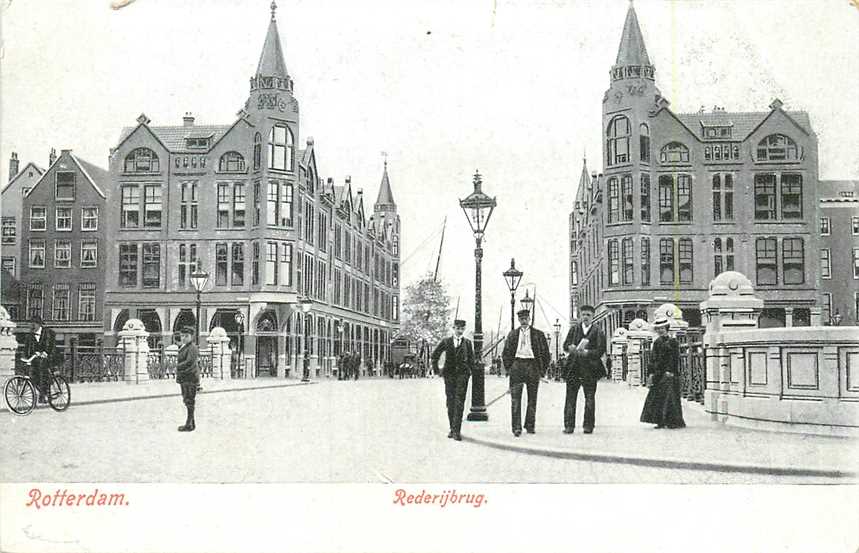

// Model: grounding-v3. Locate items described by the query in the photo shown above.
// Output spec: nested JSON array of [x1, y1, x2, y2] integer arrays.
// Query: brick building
[[16, 149, 110, 346], [102, 3, 401, 377], [570, 3, 822, 336], [818, 180, 859, 324], [1, 152, 44, 290]]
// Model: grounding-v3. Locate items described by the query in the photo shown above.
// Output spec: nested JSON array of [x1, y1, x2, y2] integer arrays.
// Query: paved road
[[1, 377, 854, 483]]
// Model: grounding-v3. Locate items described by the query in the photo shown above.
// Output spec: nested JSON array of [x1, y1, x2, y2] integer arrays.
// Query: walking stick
[[485, 388, 510, 408]]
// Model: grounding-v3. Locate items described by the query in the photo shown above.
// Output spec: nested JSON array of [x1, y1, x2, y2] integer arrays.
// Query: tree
[[399, 272, 453, 348]]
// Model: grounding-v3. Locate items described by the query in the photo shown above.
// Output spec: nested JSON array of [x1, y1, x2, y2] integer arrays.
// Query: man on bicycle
[[24, 315, 57, 403]]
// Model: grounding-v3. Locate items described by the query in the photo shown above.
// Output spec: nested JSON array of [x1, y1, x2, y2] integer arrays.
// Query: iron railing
[[57, 344, 126, 383], [677, 330, 705, 404]]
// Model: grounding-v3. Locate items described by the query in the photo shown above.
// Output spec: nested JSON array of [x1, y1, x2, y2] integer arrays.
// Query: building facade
[[818, 180, 859, 324], [1, 152, 45, 290], [16, 149, 110, 346], [102, 4, 401, 377], [570, 4, 821, 337]]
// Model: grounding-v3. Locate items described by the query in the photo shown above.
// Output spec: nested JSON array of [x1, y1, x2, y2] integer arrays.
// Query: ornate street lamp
[[459, 170, 497, 422], [520, 289, 534, 319], [189, 267, 209, 345], [553, 318, 562, 363], [234, 311, 245, 373], [502, 258, 523, 331]]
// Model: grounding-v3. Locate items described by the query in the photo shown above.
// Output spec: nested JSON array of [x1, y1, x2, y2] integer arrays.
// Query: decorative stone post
[[625, 318, 655, 386], [609, 327, 628, 383], [0, 307, 18, 386], [699, 271, 763, 422], [207, 326, 232, 380], [118, 319, 150, 384]]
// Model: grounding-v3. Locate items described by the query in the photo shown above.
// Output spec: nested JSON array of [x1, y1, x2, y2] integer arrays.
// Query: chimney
[[49, 148, 57, 166], [8, 152, 19, 182], [183, 112, 195, 127]]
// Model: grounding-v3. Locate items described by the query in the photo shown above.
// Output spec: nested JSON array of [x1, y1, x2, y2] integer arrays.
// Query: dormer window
[[218, 151, 246, 172], [185, 136, 211, 149], [55, 172, 75, 201], [124, 148, 160, 173], [756, 134, 799, 161], [659, 142, 690, 164]]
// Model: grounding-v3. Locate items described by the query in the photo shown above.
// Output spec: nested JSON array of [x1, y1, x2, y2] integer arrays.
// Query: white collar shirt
[[581, 322, 591, 337], [516, 326, 535, 359]]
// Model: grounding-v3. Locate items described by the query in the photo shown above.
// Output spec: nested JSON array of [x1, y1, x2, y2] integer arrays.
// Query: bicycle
[[4, 355, 71, 415]]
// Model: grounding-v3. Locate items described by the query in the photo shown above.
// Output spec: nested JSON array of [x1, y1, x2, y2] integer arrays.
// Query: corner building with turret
[[103, 3, 401, 377], [570, 3, 820, 336]]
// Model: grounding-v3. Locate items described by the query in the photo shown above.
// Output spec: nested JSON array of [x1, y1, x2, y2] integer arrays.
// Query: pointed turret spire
[[375, 159, 397, 211], [611, 1, 654, 81], [250, 2, 293, 94], [578, 157, 589, 192]]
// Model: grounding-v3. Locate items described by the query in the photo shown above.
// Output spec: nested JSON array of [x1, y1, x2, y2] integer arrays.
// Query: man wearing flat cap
[[431, 319, 474, 441], [502, 309, 551, 436], [176, 325, 199, 432], [562, 304, 606, 434]]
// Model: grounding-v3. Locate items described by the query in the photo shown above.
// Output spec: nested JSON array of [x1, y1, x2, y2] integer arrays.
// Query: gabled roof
[[25, 151, 108, 200], [675, 109, 812, 142], [2, 162, 44, 194], [615, 3, 650, 67], [256, 13, 289, 79], [117, 123, 233, 153]]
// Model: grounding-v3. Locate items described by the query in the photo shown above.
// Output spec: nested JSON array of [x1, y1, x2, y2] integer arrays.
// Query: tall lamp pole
[[294, 297, 313, 382], [520, 289, 534, 321], [553, 318, 561, 362], [189, 268, 210, 345], [459, 170, 497, 422], [502, 258, 523, 331]]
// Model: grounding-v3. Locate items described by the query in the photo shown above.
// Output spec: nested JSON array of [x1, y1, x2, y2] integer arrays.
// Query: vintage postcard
[[1, 0, 858, 551]]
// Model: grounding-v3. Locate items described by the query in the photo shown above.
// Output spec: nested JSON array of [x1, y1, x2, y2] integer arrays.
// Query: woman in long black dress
[[640, 317, 686, 429]]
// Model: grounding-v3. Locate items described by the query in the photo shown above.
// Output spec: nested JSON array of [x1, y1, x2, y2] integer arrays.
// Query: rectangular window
[[233, 184, 246, 228], [267, 182, 278, 225], [640, 237, 650, 286], [30, 207, 47, 231], [80, 240, 98, 268], [52, 284, 70, 321], [232, 243, 245, 286], [177, 244, 197, 288], [253, 182, 261, 226], [142, 243, 160, 288], [608, 178, 619, 223], [334, 223, 342, 259], [218, 183, 231, 228], [318, 212, 328, 252], [119, 244, 138, 287], [55, 207, 72, 231], [2, 217, 16, 244], [143, 185, 162, 226], [853, 216, 859, 235], [81, 207, 98, 231], [305, 204, 314, 246], [782, 237, 804, 284], [78, 283, 96, 321], [608, 240, 619, 285], [280, 183, 293, 226], [252, 242, 260, 285], [393, 296, 399, 321], [819, 217, 830, 235], [658, 176, 674, 222], [678, 238, 693, 284], [676, 175, 692, 222], [659, 238, 674, 285], [781, 174, 802, 219], [640, 175, 650, 222], [304, 253, 313, 296], [820, 249, 831, 279], [54, 240, 71, 268], [621, 175, 634, 221], [854, 248, 859, 279], [55, 172, 75, 201], [180, 182, 198, 229], [27, 285, 44, 320], [754, 174, 777, 220], [756, 237, 778, 285], [855, 293, 859, 323], [29, 240, 46, 268], [266, 242, 278, 285], [281, 243, 293, 286], [121, 186, 140, 228], [216, 243, 228, 285], [723, 174, 734, 220], [621, 238, 634, 285], [2, 256, 15, 274]]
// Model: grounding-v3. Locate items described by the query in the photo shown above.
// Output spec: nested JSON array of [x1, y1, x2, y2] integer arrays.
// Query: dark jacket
[[431, 336, 474, 377], [501, 326, 551, 375], [24, 327, 60, 369], [562, 322, 606, 381], [176, 342, 200, 384], [647, 335, 679, 384]]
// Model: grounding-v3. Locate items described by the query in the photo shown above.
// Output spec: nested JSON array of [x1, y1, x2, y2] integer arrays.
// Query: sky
[[2, 0, 858, 342]]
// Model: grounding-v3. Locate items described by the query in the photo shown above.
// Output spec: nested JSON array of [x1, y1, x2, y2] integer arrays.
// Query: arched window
[[639, 123, 650, 163], [218, 151, 246, 172], [124, 148, 159, 173], [268, 124, 294, 171], [659, 142, 690, 164], [606, 115, 630, 166], [306, 166, 315, 194], [253, 133, 262, 170], [756, 134, 799, 161]]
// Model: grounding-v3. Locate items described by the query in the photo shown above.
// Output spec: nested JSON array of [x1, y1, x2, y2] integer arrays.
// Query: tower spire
[[375, 159, 396, 211], [612, 1, 654, 81]]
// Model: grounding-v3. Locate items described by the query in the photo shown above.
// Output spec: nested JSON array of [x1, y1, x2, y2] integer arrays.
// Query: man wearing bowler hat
[[562, 304, 606, 434], [431, 319, 474, 441], [502, 309, 551, 437]]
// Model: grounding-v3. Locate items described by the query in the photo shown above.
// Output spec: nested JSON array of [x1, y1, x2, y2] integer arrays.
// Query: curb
[[2, 381, 316, 413], [463, 435, 858, 479]]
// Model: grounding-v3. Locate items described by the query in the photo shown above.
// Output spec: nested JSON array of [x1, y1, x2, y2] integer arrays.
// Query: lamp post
[[502, 258, 523, 331], [459, 170, 497, 422], [294, 297, 313, 382], [520, 289, 534, 320], [553, 318, 561, 362], [189, 268, 209, 345], [234, 311, 245, 374]]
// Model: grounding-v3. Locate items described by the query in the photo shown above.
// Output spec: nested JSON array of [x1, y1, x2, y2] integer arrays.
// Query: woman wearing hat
[[640, 317, 686, 429], [176, 325, 200, 432]]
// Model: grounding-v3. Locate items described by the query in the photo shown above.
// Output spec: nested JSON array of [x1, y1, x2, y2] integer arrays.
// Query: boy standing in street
[[176, 326, 199, 432]]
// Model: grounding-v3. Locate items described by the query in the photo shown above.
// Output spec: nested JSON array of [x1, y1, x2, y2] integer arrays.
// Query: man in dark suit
[[176, 325, 200, 432], [562, 305, 606, 434], [502, 309, 551, 437], [24, 315, 58, 403], [431, 319, 474, 441]]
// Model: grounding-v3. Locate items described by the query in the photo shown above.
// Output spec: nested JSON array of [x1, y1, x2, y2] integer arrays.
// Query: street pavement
[[1, 376, 856, 483]]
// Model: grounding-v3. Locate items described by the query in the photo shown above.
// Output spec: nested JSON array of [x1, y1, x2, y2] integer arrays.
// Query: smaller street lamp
[[520, 289, 534, 319], [553, 318, 562, 362], [189, 267, 209, 345], [234, 311, 245, 373], [293, 297, 313, 382], [502, 258, 523, 331]]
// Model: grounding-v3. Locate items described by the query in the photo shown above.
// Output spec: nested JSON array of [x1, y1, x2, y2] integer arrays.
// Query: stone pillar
[[207, 326, 232, 380], [277, 332, 287, 378], [118, 319, 150, 384], [810, 306, 822, 326], [699, 271, 763, 422], [625, 318, 655, 387], [0, 307, 18, 386], [785, 307, 794, 328], [610, 328, 628, 383]]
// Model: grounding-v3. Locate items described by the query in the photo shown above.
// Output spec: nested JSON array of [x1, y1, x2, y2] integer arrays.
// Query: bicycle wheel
[[4, 376, 36, 415], [48, 375, 71, 412]]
